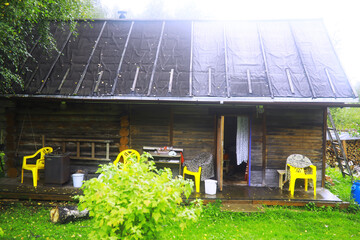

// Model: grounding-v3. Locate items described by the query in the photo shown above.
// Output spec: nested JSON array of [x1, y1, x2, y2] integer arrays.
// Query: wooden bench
[[277, 170, 289, 190], [42, 135, 113, 161]]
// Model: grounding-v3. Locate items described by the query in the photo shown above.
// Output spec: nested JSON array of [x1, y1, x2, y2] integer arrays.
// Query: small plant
[[77, 153, 202, 240], [305, 202, 317, 211]]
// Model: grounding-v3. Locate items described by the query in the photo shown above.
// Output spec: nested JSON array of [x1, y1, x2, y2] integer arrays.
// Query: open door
[[216, 115, 224, 191]]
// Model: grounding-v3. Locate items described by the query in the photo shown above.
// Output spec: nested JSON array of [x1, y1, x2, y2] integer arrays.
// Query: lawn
[[1, 167, 360, 239]]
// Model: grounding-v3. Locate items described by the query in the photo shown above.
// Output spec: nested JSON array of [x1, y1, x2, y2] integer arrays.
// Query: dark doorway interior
[[223, 116, 248, 185]]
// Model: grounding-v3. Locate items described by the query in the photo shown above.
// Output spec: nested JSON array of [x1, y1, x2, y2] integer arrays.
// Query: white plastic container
[[72, 173, 84, 188], [204, 179, 217, 195]]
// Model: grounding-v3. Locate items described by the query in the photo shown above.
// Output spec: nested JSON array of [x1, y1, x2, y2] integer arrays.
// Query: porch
[[0, 174, 346, 208]]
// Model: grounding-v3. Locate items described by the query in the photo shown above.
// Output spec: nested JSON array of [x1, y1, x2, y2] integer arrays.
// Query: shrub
[[77, 153, 202, 240]]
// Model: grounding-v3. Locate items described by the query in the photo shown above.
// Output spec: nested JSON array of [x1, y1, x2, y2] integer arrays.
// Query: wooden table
[[143, 146, 183, 175], [150, 153, 182, 175]]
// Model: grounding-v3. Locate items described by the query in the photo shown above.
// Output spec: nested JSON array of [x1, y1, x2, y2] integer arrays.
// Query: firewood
[[50, 206, 89, 224]]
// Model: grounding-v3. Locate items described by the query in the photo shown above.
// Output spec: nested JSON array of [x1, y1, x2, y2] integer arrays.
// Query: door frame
[[216, 114, 252, 191]]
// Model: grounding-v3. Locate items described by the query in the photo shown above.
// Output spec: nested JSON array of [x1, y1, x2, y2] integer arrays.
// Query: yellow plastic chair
[[113, 149, 140, 170], [183, 166, 201, 193], [286, 154, 317, 197], [21, 147, 53, 187]]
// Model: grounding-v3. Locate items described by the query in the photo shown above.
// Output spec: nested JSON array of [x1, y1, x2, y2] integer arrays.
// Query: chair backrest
[[36, 147, 53, 167], [286, 154, 312, 168], [193, 152, 213, 165], [113, 149, 140, 166]]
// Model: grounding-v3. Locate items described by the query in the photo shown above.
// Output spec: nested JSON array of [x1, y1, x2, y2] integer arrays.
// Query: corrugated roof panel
[[152, 21, 191, 97], [24, 23, 72, 94], [259, 21, 312, 97], [225, 21, 270, 97], [192, 22, 226, 97], [290, 20, 354, 98], [114, 21, 162, 95], [12, 19, 356, 102]]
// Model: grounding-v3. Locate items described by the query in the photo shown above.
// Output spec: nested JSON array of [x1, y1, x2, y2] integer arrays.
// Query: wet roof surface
[[17, 19, 357, 102]]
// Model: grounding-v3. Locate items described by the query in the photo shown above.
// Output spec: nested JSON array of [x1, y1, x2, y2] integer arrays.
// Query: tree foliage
[[77, 153, 202, 239], [0, 0, 103, 94]]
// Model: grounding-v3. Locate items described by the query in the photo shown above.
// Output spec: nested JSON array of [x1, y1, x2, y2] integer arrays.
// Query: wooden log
[[119, 145, 128, 152], [50, 206, 89, 224], [119, 128, 129, 137], [120, 120, 129, 127], [120, 137, 129, 145]]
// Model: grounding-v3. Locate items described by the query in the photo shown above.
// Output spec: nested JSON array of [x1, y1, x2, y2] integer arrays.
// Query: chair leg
[[32, 169, 38, 188], [313, 178, 316, 197], [21, 168, 24, 184], [289, 178, 296, 196], [304, 179, 308, 192], [195, 174, 200, 193], [195, 167, 202, 193]]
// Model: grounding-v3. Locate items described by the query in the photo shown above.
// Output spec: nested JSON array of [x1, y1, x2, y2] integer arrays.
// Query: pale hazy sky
[[100, 0, 360, 86]]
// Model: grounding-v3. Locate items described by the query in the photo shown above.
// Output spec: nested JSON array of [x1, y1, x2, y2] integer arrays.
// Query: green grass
[[161, 203, 360, 240], [326, 167, 358, 202], [0, 203, 92, 239], [1, 167, 359, 239]]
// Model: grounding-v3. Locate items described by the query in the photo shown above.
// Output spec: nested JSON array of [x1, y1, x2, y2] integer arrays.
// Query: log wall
[[4, 100, 127, 173], [1, 98, 326, 187], [130, 105, 214, 160], [262, 107, 325, 187]]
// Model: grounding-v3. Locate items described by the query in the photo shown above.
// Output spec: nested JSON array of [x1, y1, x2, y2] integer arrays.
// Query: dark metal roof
[[14, 19, 358, 103]]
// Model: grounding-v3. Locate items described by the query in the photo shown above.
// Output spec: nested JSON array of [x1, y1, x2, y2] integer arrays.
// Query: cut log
[[119, 145, 128, 152], [50, 206, 89, 224], [120, 128, 130, 137], [120, 136, 129, 145], [120, 119, 129, 127]]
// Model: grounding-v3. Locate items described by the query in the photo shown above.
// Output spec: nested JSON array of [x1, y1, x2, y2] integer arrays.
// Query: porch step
[[221, 203, 264, 213]]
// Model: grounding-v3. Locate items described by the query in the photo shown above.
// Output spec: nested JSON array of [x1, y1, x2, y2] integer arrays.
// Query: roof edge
[[1, 94, 358, 105]]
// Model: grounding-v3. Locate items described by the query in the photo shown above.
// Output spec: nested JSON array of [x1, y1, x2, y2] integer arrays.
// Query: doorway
[[223, 116, 249, 185]]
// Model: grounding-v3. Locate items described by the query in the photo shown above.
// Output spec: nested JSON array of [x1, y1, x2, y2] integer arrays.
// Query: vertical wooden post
[[106, 143, 110, 160], [342, 140, 347, 156], [262, 109, 267, 186], [76, 142, 80, 158], [322, 108, 327, 187], [169, 108, 174, 146], [5, 109, 17, 178], [91, 142, 95, 158], [216, 116, 224, 191]]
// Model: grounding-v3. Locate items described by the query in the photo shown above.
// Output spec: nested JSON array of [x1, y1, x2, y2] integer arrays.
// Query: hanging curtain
[[236, 116, 249, 165]]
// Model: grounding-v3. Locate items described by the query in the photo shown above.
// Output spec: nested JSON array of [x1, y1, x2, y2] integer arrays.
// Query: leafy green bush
[[77, 153, 202, 240]]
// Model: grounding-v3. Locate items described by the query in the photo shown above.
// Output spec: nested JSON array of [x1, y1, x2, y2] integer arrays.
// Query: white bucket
[[204, 179, 217, 195], [72, 173, 84, 188]]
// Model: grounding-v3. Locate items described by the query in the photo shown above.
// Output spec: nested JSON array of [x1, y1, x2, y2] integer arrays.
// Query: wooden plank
[[46, 138, 113, 143], [216, 116, 224, 191], [91, 142, 95, 158], [262, 110, 267, 185], [69, 156, 110, 161]]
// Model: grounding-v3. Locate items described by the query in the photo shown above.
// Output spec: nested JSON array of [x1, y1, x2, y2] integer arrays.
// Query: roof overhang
[[2, 94, 358, 107]]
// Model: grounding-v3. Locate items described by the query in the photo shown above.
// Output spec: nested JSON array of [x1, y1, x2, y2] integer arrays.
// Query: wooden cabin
[[0, 19, 357, 192]]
